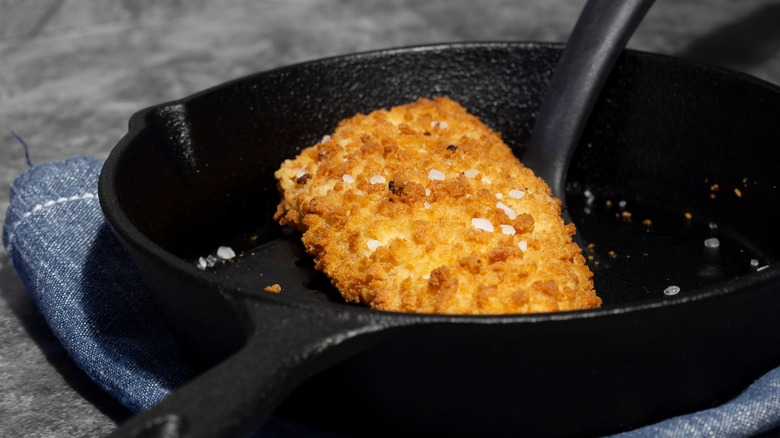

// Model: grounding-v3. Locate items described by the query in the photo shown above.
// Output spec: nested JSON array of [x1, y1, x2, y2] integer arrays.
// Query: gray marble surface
[[2, 1, 780, 436]]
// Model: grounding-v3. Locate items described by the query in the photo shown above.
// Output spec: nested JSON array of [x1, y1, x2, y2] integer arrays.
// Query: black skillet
[[99, 42, 780, 438]]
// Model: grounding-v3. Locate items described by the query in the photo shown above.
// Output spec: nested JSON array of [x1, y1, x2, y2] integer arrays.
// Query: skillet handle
[[106, 303, 384, 438]]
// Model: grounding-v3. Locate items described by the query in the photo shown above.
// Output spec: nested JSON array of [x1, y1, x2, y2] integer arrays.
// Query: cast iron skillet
[[100, 42, 780, 437]]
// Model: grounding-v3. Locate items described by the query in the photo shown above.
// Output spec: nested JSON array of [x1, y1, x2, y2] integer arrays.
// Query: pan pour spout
[[523, 0, 655, 221]]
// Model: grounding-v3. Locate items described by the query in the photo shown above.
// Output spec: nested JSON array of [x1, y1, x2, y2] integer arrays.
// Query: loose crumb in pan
[[273, 97, 599, 314], [264, 284, 282, 294]]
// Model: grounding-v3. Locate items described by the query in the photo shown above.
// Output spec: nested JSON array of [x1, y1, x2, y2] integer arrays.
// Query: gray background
[[2, 1, 780, 435]]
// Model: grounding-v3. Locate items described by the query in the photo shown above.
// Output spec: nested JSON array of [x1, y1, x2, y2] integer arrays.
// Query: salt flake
[[472, 218, 494, 232], [217, 246, 236, 260], [704, 237, 720, 249], [496, 201, 517, 220], [428, 169, 445, 181], [664, 285, 681, 296], [518, 240, 528, 251], [509, 190, 525, 199]]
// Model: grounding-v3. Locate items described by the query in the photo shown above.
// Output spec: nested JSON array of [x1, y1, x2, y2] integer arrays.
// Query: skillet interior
[[113, 42, 780, 305], [101, 42, 780, 436]]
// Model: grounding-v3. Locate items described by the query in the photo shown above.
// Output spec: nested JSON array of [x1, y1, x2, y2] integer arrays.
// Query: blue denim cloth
[[3, 156, 780, 437]]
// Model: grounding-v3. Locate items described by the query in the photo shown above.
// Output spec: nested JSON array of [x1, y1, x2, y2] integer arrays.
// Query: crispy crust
[[274, 97, 600, 314]]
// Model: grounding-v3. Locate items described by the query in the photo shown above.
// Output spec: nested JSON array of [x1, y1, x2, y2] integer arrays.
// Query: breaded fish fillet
[[274, 97, 600, 314]]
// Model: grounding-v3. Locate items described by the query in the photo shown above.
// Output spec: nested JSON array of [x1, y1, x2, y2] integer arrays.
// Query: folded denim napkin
[[4, 156, 780, 437]]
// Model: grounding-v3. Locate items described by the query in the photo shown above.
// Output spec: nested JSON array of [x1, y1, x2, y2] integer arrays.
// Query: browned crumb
[[273, 97, 600, 314], [264, 284, 282, 294]]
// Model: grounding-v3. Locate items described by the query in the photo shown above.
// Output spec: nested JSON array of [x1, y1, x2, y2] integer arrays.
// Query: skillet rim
[[98, 40, 780, 325]]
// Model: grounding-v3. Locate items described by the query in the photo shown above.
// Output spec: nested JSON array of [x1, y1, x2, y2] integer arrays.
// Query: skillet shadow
[[0, 253, 132, 425], [79, 223, 197, 413], [675, 3, 780, 71]]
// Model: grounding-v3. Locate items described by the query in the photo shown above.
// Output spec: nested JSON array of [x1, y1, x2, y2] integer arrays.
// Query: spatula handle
[[524, 0, 655, 201]]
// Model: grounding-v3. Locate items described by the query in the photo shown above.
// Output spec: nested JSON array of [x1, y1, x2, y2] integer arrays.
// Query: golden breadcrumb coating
[[274, 97, 600, 314]]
